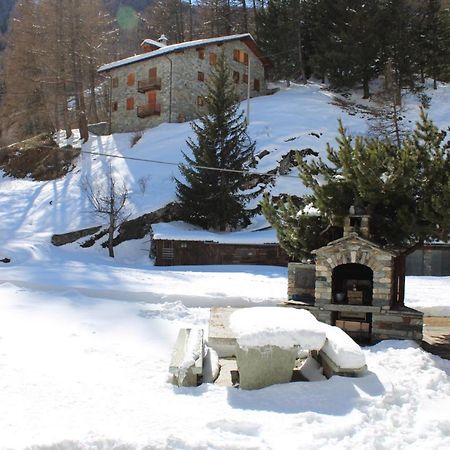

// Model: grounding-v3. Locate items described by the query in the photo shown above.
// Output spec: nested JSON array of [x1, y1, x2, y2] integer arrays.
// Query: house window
[[197, 96, 204, 107], [233, 71, 240, 83], [149, 67, 157, 79], [112, 77, 119, 88], [254, 78, 260, 92], [198, 71, 205, 82], [112, 101, 118, 112], [127, 73, 135, 86], [209, 52, 217, 65], [233, 49, 248, 65], [243, 74, 248, 84], [126, 97, 134, 110], [197, 48, 205, 60]]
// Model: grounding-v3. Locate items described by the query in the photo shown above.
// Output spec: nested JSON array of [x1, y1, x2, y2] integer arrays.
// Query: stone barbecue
[[286, 212, 423, 342]]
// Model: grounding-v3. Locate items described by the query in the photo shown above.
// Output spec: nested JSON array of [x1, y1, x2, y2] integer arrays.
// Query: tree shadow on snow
[[226, 370, 385, 415]]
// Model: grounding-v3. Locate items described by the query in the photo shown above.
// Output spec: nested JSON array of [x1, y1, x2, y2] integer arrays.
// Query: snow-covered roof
[[140, 38, 165, 49], [152, 221, 279, 245], [98, 33, 267, 73]]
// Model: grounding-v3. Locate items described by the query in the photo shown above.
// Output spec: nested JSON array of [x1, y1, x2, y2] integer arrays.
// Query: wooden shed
[[151, 222, 288, 267], [405, 243, 450, 276]]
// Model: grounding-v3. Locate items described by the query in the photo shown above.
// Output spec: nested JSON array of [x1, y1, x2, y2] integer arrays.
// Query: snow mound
[[322, 325, 366, 369], [229, 307, 327, 350]]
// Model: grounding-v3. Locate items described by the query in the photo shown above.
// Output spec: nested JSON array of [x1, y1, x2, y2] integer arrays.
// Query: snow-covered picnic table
[[228, 307, 366, 389]]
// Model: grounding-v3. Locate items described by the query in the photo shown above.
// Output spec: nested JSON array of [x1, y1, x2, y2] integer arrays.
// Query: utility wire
[[79, 149, 300, 179]]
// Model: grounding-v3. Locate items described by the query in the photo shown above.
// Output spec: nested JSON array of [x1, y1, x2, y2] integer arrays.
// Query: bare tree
[[83, 165, 130, 257], [368, 60, 407, 147], [1, 0, 114, 143]]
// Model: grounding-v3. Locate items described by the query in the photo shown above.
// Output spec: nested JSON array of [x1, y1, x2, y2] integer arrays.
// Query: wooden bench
[[169, 328, 204, 387]]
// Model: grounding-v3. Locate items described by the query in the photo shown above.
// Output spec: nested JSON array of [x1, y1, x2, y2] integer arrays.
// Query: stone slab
[[215, 358, 239, 387], [208, 307, 238, 357], [235, 344, 298, 390]]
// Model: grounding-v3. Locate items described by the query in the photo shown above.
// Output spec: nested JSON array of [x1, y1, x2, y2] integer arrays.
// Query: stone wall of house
[[171, 40, 266, 123], [314, 235, 395, 307], [107, 39, 266, 134], [109, 57, 171, 133]]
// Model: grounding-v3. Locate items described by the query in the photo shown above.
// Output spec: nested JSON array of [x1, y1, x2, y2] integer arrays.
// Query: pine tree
[[263, 111, 450, 258], [176, 51, 256, 231], [261, 194, 339, 260], [256, 0, 308, 82]]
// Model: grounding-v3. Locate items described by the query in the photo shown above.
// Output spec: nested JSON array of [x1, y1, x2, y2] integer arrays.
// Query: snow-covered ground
[[1, 82, 450, 449], [0, 283, 449, 450]]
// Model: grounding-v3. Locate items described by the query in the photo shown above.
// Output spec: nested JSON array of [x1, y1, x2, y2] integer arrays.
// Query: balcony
[[137, 77, 161, 93], [137, 104, 161, 118]]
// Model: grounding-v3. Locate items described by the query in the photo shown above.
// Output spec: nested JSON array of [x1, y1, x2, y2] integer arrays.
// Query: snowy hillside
[[2, 81, 450, 264]]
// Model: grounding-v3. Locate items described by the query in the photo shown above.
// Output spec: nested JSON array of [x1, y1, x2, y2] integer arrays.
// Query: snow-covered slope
[[1, 81, 450, 264]]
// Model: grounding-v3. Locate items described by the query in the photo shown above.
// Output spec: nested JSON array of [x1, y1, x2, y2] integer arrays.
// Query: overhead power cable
[[79, 150, 300, 179]]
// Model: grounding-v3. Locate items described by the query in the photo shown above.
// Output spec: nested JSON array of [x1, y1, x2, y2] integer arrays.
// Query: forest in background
[[0, 0, 449, 146]]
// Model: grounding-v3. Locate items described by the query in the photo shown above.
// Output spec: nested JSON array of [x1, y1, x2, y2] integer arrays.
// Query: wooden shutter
[[209, 53, 217, 65], [198, 71, 205, 82], [149, 67, 157, 79], [254, 78, 260, 91], [233, 49, 240, 62], [126, 97, 134, 110], [148, 91, 157, 106], [233, 71, 240, 83], [243, 52, 248, 65], [112, 101, 118, 111], [112, 77, 119, 88], [127, 73, 135, 86]]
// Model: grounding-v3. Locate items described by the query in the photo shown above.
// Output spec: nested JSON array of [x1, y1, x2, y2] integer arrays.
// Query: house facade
[[98, 34, 270, 134]]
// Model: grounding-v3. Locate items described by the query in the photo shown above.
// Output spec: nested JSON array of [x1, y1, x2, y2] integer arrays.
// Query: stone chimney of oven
[[343, 198, 370, 239]]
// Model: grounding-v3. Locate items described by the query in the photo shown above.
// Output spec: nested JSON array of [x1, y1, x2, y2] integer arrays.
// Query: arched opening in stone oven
[[332, 264, 374, 341], [332, 263, 373, 305]]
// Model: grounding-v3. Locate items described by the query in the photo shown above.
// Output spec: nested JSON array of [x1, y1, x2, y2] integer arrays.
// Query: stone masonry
[[99, 35, 267, 133], [286, 232, 423, 342], [313, 234, 396, 308]]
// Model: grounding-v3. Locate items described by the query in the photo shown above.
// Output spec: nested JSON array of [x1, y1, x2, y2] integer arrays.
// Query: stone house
[[98, 33, 270, 133]]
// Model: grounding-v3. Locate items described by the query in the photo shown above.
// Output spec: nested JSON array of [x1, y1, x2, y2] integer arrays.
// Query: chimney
[[158, 34, 169, 46], [343, 199, 370, 239]]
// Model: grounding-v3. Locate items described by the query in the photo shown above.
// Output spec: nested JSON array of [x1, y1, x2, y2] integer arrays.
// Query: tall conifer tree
[[176, 51, 255, 231]]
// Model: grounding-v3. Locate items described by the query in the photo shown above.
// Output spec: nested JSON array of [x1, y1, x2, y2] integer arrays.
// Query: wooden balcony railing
[[137, 77, 161, 93], [137, 104, 161, 118]]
